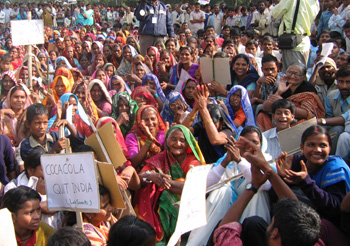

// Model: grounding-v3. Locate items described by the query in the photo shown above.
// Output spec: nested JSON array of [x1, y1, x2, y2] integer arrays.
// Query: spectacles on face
[[286, 71, 303, 77]]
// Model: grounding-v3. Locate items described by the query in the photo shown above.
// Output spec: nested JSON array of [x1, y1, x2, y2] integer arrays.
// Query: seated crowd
[[1, 1, 350, 246]]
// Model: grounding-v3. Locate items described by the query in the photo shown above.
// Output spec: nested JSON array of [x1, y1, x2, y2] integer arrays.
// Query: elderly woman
[[161, 91, 189, 125], [257, 63, 325, 131], [117, 45, 138, 76], [0, 71, 17, 108], [108, 75, 131, 97], [141, 73, 165, 109], [131, 86, 158, 109], [134, 125, 205, 242]]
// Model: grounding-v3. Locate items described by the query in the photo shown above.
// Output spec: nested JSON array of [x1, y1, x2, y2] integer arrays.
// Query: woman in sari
[[135, 125, 205, 242], [161, 91, 189, 125], [141, 73, 166, 108], [89, 79, 113, 117], [70, 68, 84, 83], [180, 78, 199, 109], [55, 67, 75, 88], [48, 93, 92, 138], [0, 71, 17, 108], [117, 45, 138, 76], [88, 54, 107, 76], [131, 86, 158, 109], [158, 50, 176, 94], [0, 85, 32, 146], [169, 46, 199, 88], [103, 63, 117, 79], [226, 85, 255, 128], [9, 47, 23, 70], [77, 54, 91, 75], [125, 105, 166, 171], [145, 46, 160, 76], [91, 41, 104, 62], [55, 56, 73, 70], [228, 54, 260, 98], [91, 69, 110, 88], [126, 36, 141, 54], [108, 75, 132, 97], [72, 81, 99, 123], [45, 75, 72, 104], [111, 44, 123, 70], [111, 92, 139, 136], [256, 64, 325, 131]]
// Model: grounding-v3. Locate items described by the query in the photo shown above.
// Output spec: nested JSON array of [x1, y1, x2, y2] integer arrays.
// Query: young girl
[[277, 125, 350, 228]]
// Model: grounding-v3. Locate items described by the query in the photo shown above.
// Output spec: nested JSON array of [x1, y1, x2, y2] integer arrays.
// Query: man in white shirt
[[251, 1, 271, 36], [3, 1, 12, 25], [10, 3, 19, 20], [171, 4, 184, 26], [123, 7, 134, 25], [190, 3, 205, 35], [0, 4, 6, 27]]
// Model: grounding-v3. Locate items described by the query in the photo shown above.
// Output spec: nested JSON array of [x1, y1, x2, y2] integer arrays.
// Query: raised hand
[[276, 152, 292, 178], [283, 160, 308, 185], [276, 75, 291, 95]]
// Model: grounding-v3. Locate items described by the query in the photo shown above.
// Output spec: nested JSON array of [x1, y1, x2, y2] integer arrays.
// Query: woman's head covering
[[55, 66, 75, 86], [161, 91, 189, 124], [180, 78, 199, 106], [48, 93, 91, 131], [92, 41, 103, 54], [72, 81, 98, 123], [83, 40, 92, 52], [51, 75, 73, 102], [2, 84, 32, 110], [116, 31, 127, 44], [131, 86, 157, 107], [225, 85, 255, 127], [111, 92, 139, 135], [207, 103, 238, 134], [103, 63, 117, 76], [230, 54, 259, 88], [127, 35, 141, 54], [37, 51, 53, 68], [141, 73, 166, 102], [91, 69, 110, 88], [109, 75, 132, 95], [88, 79, 112, 104], [96, 34, 106, 42], [165, 125, 206, 164], [146, 46, 160, 75], [70, 67, 84, 82], [117, 45, 138, 76], [131, 105, 166, 138], [55, 56, 73, 70]]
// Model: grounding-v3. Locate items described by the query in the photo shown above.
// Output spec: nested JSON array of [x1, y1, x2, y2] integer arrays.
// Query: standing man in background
[[135, 0, 174, 55], [272, 0, 319, 71]]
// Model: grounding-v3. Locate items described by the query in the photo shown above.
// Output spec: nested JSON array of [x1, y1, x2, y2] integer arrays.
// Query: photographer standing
[[135, 0, 175, 55]]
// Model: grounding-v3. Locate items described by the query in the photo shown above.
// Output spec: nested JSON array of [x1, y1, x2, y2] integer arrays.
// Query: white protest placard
[[316, 42, 334, 67], [11, 20, 44, 46], [175, 69, 192, 92], [0, 208, 17, 246], [167, 165, 212, 246], [41, 152, 100, 212]]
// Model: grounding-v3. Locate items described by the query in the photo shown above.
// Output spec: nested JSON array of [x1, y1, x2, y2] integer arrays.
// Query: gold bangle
[[203, 120, 213, 125]]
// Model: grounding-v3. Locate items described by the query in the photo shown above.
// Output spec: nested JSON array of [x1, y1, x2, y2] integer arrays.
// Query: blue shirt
[[317, 9, 333, 37], [325, 91, 350, 118]]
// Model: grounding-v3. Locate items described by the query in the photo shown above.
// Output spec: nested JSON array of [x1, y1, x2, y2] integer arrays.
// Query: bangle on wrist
[[203, 119, 213, 125], [154, 93, 159, 99]]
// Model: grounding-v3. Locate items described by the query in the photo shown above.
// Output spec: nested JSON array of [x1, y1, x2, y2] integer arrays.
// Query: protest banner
[[11, 13, 44, 89], [167, 165, 212, 246], [0, 208, 17, 246], [41, 152, 100, 213]]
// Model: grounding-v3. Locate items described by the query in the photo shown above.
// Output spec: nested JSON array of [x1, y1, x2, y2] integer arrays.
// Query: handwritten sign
[[167, 165, 212, 246], [41, 152, 100, 212], [0, 208, 17, 246], [11, 20, 44, 46]]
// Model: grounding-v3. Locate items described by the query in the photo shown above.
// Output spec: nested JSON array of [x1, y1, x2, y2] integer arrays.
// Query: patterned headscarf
[[111, 92, 139, 136], [72, 81, 98, 123], [161, 91, 189, 124], [225, 85, 255, 127], [141, 73, 166, 102]]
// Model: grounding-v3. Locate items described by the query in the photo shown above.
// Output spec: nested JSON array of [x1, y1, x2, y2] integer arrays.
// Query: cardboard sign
[[0, 208, 17, 246], [200, 57, 231, 85], [167, 165, 212, 246], [41, 152, 100, 212], [278, 117, 317, 155], [11, 20, 44, 46], [85, 122, 127, 168], [97, 162, 125, 209]]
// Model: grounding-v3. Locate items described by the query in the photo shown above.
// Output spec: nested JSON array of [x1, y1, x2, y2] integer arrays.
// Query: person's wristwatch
[[246, 183, 258, 193], [142, 171, 152, 183], [320, 118, 327, 125]]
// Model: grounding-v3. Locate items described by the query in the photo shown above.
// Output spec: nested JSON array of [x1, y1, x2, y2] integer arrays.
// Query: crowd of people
[[0, 0, 350, 245]]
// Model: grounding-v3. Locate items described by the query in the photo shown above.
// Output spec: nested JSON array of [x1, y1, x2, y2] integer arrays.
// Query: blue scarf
[[230, 54, 259, 89]]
